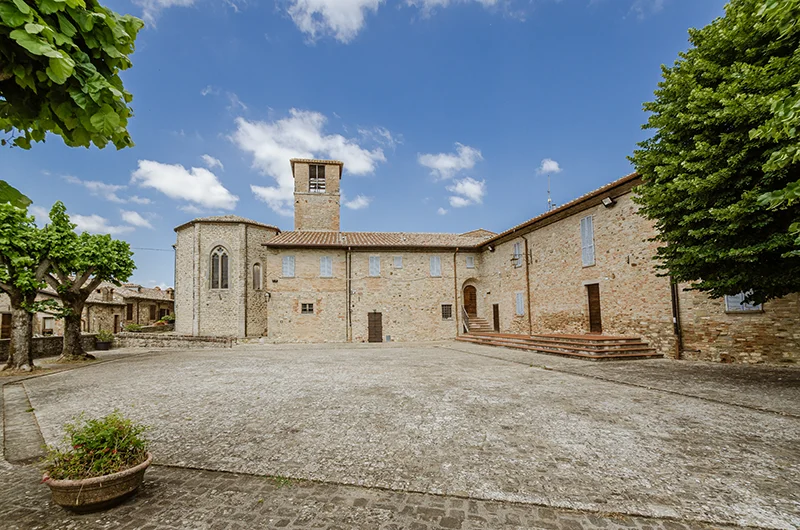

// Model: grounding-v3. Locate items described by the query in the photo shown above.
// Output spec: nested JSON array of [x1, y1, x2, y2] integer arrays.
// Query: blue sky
[[3, 0, 727, 288]]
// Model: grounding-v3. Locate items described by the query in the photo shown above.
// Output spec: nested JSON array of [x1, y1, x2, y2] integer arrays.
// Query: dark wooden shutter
[[587, 284, 602, 333], [126, 304, 133, 320], [368, 312, 382, 343], [492, 304, 500, 332], [149, 305, 156, 321], [1, 313, 11, 339]]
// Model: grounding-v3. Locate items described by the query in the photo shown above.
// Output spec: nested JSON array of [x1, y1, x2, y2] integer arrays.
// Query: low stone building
[[173, 158, 800, 363]]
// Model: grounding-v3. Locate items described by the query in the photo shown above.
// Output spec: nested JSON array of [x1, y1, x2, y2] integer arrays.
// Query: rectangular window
[[466, 256, 475, 269], [301, 303, 314, 314], [513, 242, 523, 268], [43, 317, 55, 335], [211, 253, 220, 289], [580, 215, 595, 267], [220, 253, 229, 289], [515, 292, 525, 316], [126, 304, 133, 320], [441, 304, 453, 320], [724, 292, 763, 312], [149, 305, 156, 321], [309, 164, 326, 193], [320, 256, 333, 278], [393, 256, 403, 269], [430, 256, 442, 277], [282, 255, 295, 278], [369, 256, 380, 277]]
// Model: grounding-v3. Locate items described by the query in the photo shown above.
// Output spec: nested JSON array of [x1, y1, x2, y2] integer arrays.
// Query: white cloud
[[232, 108, 386, 216], [179, 204, 205, 215], [201, 85, 219, 96], [358, 126, 403, 149], [287, 0, 383, 43], [129, 196, 152, 205], [72, 214, 135, 236], [29, 205, 50, 226], [447, 177, 486, 207], [537, 158, 562, 174], [146, 280, 170, 290], [201, 154, 224, 171], [64, 175, 128, 203], [134, 0, 195, 24], [131, 160, 239, 210], [418, 143, 482, 179], [121, 210, 154, 229], [629, 0, 665, 19], [408, 0, 499, 15], [437, 207, 448, 215], [344, 194, 372, 210]]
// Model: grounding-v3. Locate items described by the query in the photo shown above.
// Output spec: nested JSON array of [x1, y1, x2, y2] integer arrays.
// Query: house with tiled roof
[[172, 158, 800, 363]]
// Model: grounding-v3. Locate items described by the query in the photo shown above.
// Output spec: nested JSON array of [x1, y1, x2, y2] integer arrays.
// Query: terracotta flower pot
[[43, 452, 152, 512]]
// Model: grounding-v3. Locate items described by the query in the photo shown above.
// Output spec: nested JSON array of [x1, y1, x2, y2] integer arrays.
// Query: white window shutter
[[369, 256, 380, 277], [581, 216, 595, 266], [515, 292, 524, 316], [513, 242, 522, 267], [394, 256, 403, 269], [466, 256, 475, 268], [282, 256, 295, 278], [320, 256, 332, 277], [430, 256, 441, 277]]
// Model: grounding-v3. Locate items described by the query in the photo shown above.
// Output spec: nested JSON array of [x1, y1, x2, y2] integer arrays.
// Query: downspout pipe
[[453, 248, 459, 337], [346, 247, 352, 342], [521, 235, 533, 335], [670, 278, 683, 360]]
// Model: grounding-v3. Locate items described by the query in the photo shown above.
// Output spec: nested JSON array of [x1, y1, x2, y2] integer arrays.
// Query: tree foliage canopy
[[0, 202, 48, 305], [0, 0, 143, 149], [630, 0, 800, 304]]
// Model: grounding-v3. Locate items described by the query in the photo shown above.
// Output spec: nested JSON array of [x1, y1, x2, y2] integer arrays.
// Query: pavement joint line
[[3, 383, 46, 464], [150, 461, 769, 530], [438, 344, 800, 420]]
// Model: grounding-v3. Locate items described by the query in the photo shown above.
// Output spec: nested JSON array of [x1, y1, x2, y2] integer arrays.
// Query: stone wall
[[115, 333, 235, 349], [0, 334, 97, 361], [84, 303, 123, 333], [679, 290, 800, 363], [477, 239, 529, 335], [174, 226, 195, 336]]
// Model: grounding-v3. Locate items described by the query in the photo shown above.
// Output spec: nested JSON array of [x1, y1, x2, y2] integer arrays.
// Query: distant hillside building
[[173, 158, 800, 364]]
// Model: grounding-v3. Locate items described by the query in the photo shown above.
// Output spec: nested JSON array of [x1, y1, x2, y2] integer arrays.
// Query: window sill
[[724, 310, 764, 315], [582, 263, 596, 269]]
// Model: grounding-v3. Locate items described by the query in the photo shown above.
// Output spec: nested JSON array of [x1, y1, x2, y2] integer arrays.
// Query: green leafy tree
[[753, 0, 800, 255], [43, 202, 135, 360], [0, 203, 50, 371], [630, 0, 800, 304], [0, 0, 143, 149]]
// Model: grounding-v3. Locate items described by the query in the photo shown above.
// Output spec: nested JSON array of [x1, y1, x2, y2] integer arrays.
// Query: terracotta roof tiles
[[265, 231, 492, 249]]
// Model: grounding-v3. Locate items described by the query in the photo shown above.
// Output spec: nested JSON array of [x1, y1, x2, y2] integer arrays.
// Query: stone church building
[[174, 159, 800, 364]]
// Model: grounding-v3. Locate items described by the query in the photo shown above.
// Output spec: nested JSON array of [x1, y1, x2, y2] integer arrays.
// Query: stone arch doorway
[[463, 285, 477, 318]]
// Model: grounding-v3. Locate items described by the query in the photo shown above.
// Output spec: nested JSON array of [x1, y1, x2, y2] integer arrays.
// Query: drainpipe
[[670, 278, 683, 360], [243, 224, 248, 338], [453, 248, 459, 337], [346, 247, 352, 342], [522, 235, 533, 335]]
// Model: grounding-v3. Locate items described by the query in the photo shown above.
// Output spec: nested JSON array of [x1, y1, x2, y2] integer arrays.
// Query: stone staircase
[[465, 316, 494, 334], [456, 332, 662, 361]]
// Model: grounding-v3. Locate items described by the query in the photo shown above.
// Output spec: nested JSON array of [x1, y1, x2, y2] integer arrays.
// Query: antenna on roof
[[547, 174, 557, 211]]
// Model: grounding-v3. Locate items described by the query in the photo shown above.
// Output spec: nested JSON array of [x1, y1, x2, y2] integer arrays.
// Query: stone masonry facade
[[173, 158, 800, 363]]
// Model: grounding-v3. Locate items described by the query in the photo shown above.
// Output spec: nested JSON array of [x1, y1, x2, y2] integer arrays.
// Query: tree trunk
[[2, 304, 33, 371], [60, 301, 94, 362]]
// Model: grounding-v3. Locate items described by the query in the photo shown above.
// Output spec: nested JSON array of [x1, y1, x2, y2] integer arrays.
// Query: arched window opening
[[211, 246, 229, 289], [253, 263, 262, 290]]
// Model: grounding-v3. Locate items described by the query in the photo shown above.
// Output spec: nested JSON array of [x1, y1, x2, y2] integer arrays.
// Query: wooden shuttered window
[[149, 305, 156, 321], [282, 256, 295, 278], [430, 256, 442, 277], [125, 304, 133, 320], [466, 256, 475, 269], [369, 256, 380, 277], [724, 292, 762, 312], [393, 256, 403, 269], [253, 263, 262, 290], [515, 292, 525, 316], [320, 256, 333, 278], [512, 242, 523, 268], [309, 164, 326, 193], [580, 215, 595, 267]]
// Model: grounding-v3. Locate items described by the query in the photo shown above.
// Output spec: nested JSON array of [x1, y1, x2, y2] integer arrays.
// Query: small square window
[[724, 292, 762, 313], [466, 256, 475, 269], [393, 256, 403, 269], [441, 304, 453, 320], [301, 303, 314, 314]]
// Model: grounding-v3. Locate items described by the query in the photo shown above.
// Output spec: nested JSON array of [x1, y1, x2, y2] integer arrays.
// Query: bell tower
[[290, 158, 343, 232]]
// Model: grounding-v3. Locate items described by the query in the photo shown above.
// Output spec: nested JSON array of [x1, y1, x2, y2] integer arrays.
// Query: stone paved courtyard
[[2, 342, 799, 529]]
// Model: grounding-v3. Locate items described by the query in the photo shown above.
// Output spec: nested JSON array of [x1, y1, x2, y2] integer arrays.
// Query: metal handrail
[[461, 305, 470, 334]]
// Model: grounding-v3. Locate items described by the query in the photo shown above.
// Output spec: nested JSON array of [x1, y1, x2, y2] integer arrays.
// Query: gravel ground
[[16, 343, 800, 529]]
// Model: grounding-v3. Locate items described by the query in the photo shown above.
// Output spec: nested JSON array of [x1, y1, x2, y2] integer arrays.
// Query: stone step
[[456, 334, 662, 361], [467, 334, 651, 351]]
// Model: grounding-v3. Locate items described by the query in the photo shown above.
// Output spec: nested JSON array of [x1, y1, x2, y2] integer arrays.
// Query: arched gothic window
[[211, 246, 229, 289], [253, 263, 262, 290]]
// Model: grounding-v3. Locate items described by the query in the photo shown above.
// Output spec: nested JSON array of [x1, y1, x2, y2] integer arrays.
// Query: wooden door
[[114, 315, 120, 334], [368, 312, 383, 343], [1, 313, 11, 339], [587, 284, 602, 333], [464, 285, 477, 317], [492, 304, 500, 332]]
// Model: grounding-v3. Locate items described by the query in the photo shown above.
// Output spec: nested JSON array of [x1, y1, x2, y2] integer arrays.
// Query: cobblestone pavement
[[0, 462, 745, 529], [4, 343, 799, 529]]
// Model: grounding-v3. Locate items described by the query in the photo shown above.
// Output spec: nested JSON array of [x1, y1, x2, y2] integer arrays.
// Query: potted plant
[[42, 412, 152, 512], [95, 329, 114, 350]]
